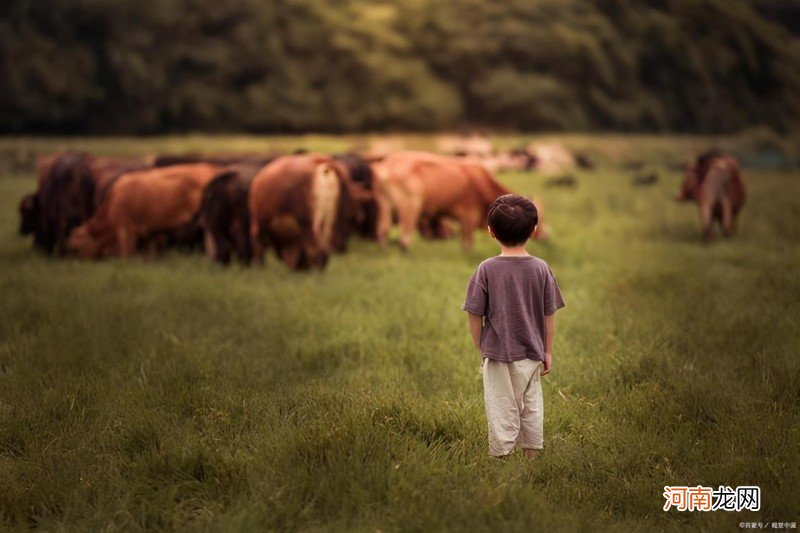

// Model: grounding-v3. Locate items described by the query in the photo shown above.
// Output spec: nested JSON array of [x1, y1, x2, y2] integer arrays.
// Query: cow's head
[[19, 193, 40, 235], [675, 163, 700, 202], [65, 219, 110, 259]]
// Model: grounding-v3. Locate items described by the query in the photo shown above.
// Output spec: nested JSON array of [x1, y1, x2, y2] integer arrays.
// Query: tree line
[[1, 0, 798, 134]]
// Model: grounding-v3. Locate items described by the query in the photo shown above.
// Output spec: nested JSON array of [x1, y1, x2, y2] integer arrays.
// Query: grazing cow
[[526, 143, 577, 174], [199, 163, 263, 265], [249, 154, 347, 270], [372, 151, 514, 252], [66, 164, 222, 258], [24, 152, 153, 254], [632, 173, 659, 186], [544, 174, 578, 188], [675, 152, 746, 240]]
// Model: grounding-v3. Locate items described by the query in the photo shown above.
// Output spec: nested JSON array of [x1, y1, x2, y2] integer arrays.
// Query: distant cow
[[632, 172, 659, 186], [199, 163, 264, 265], [249, 154, 348, 270], [544, 174, 578, 188], [372, 151, 514, 251], [675, 152, 746, 240], [66, 164, 222, 258]]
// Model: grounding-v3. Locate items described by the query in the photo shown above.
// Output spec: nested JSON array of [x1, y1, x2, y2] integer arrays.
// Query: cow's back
[[107, 164, 221, 230], [374, 152, 473, 213], [461, 163, 510, 206]]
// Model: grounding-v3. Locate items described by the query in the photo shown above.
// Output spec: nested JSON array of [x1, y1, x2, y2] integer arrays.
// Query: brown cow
[[249, 154, 347, 270], [675, 153, 746, 240], [372, 151, 517, 251], [66, 164, 222, 258]]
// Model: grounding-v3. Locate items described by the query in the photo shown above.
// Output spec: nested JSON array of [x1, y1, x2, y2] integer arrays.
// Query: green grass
[[0, 136, 798, 531]]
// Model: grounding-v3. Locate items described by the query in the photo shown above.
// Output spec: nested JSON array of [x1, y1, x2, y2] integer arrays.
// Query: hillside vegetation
[[2, 0, 799, 134]]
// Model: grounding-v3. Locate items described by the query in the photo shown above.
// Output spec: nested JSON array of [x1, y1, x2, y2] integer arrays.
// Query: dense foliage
[[1, 0, 799, 134]]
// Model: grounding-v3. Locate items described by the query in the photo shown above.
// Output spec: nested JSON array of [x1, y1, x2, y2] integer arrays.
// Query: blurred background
[[1, 0, 799, 136]]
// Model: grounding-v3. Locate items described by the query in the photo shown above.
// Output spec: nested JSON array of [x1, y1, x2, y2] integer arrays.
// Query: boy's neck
[[498, 245, 530, 257]]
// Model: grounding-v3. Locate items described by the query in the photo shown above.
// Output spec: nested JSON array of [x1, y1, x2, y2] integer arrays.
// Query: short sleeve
[[462, 265, 488, 315], [544, 267, 565, 316]]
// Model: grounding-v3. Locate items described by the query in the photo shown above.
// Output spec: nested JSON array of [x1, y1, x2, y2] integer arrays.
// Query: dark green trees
[[1, 0, 798, 133]]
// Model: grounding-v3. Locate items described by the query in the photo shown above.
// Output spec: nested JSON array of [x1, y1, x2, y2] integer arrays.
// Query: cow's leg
[[457, 209, 480, 253], [54, 219, 68, 257], [117, 226, 137, 257], [397, 199, 422, 251], [721, 196, 734, 237], [144, 238, 161, 261], [699, 202, 714, 241], [234, 225, 253, 264], [217, 237, 233, 265], [203, 230, 218, 261], [375, 193, 393, 247], [250, 221, 265, 266], [318, 252, 329, 270]]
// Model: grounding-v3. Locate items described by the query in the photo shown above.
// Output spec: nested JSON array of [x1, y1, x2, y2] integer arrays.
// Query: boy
[[462, 194, 565, 459]]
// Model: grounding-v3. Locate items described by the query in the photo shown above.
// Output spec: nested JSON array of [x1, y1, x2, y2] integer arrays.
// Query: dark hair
[[487, 194, 538, 245]]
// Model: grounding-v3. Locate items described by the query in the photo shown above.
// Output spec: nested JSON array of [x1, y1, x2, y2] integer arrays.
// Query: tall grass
[[0, 137, 798, 530]]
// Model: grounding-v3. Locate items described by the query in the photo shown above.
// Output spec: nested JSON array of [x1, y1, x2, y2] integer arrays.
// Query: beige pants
[[482, 357, 544, 457]]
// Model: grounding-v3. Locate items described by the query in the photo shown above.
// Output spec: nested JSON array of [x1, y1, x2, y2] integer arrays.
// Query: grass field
[[0, 136, 798, 531]]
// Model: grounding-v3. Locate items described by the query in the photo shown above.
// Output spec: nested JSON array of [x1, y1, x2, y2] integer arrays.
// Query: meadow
[[0, 136, 798, 531]]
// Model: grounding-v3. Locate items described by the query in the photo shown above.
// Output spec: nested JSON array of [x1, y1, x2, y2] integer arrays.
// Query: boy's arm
[[542, 314, 555, 375], [467, 313, 483, 351]]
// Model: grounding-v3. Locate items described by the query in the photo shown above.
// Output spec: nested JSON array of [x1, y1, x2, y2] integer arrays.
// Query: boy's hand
[[541, 352, 552, 376]]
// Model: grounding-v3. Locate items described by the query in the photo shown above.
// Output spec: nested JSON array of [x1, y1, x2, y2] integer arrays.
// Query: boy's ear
[[530, 224, 538, 239], [488, 225, 496, 240]]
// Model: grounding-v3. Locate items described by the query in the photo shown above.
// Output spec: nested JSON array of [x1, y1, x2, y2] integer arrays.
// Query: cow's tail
[[311, 161, 341, 253]]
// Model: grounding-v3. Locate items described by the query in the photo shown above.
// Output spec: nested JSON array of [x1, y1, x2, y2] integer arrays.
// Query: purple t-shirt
[[462, 255, 565, 362]]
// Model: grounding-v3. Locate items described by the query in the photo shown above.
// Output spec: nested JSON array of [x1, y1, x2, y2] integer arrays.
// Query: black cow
[[199, 164, 263, 265]]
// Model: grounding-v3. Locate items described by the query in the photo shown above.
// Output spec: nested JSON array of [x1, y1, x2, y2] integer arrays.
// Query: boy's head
[[487, 194, 538, 246]]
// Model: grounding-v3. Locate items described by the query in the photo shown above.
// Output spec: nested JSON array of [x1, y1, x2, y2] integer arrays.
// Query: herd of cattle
[[17, 147, 746, 270]]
